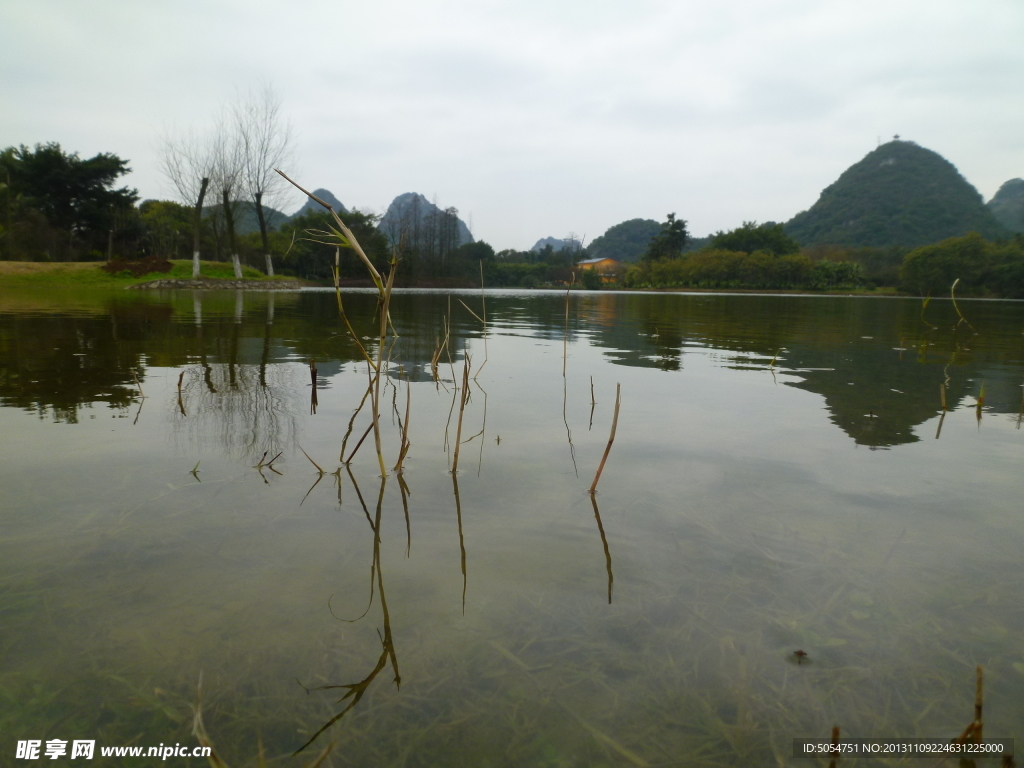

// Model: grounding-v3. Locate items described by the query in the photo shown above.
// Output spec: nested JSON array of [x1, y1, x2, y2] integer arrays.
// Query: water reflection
[[590, 494, 613, 604], [3, 290, 1022, 448], [298, 473, 401, 755], [3, 287, 1024, 764]]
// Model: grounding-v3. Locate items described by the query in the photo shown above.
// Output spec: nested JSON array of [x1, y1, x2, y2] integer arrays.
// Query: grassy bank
[[0, 260, 296, 289]]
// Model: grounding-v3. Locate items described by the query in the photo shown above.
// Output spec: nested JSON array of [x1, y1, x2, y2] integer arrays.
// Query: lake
[[1, 287, 1022, 767]]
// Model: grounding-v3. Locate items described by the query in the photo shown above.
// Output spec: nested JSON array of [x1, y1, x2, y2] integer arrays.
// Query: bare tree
[[211, 125, 245, 279], [235, 85, 294, 277], [161, 130, 215, 278]]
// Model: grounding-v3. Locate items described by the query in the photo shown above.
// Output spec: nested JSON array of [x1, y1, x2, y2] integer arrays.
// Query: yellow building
[[575, 257, 622, 284]]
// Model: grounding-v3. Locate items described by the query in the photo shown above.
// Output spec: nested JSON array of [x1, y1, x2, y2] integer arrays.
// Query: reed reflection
[[297, 474, 400, 756], [590, 494, 614, 605], [4, 290, 1024, 449], [452, 473, 468, 615]]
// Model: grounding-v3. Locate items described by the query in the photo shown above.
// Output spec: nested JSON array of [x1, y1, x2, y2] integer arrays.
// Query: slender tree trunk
[[193, 177, 209, 278], [222, 188, 242, 279], [254, 190, 274, 277]]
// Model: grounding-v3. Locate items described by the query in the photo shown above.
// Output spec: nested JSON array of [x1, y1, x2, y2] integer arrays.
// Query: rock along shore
[[127, 279, 303, 291]]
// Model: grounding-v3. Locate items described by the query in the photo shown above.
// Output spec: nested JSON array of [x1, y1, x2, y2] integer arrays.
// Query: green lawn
[[0, 260, 298, 288]]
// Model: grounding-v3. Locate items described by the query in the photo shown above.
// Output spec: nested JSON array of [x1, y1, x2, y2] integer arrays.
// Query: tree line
[[622, 219, 867, 291], [4, 124, 1023, 296], [0, 86, 295, 278]]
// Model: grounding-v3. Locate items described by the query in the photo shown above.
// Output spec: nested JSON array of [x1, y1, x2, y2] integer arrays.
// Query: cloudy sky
[[2, 0, 1022, 249]]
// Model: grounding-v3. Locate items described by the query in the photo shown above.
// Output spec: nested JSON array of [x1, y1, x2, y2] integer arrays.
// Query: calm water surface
[[1, 288, 1023, 767]]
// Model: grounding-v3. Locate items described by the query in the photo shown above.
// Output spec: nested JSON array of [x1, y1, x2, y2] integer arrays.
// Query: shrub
[[100, 256, 173, 278], [899, 232, 1024, 296]]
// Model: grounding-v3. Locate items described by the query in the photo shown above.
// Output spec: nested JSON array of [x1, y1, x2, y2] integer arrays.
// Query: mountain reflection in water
[[2, 286, 1024, 765], [2, 289, 1021, 447]]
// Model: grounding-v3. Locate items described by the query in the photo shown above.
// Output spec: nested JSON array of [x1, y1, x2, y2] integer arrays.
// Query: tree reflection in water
[[170, 292, 299, 464]]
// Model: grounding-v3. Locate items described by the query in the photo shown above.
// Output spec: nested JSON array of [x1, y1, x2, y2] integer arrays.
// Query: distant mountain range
[[291, 188, 348, 219], [378, 192, 474, 246], [204, 146, 1021, 254], [547, 142, 1020, 259], [784, 140, 1008, 247], [530, 236, 574, 252]]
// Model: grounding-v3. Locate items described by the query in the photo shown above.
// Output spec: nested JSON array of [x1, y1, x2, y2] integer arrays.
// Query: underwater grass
[[6, 289, 1024, 766], [5, 449, 1022, 767]]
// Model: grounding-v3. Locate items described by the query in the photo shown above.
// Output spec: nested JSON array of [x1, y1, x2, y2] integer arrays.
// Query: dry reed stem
[[369, 259, 398, 477], [474, 380, 488, 476], [950, 278, 976, 333], [974, 664, 983, 742], [340, 373, 373, 461], [276, 170, 383, 288], [398, 472, 411, 557], [297, 478, 399, 754], [589, 375, 596, 431], [477, 260, 488, 377], [277, 170, 399, 478], [445, 298, 457, 383], [299, 446, 325, 474], [451, 354, 472, 473], [952, 666, 984, 747], [345, 423, 375, 465], [131, 368, 145, 398], [443, 383, 458, 455], [331, 248, 374, 369], [431, 309, 453, 384], [827, 725, 840, 768], [299, 471, 326, 507], [309, 359, 319, 415], [589, 383, 621, 494], [590, 494, 614, 604], [457, 299, 484, 325], [393, 380, 412, 472], [452, 473, 468, 613], [430, 337, 441, 382], [563, 272, 575, 376], [562, 374, 578, 476]]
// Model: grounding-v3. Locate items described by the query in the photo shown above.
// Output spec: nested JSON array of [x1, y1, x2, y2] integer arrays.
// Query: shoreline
[[127, 278, 303, 290]]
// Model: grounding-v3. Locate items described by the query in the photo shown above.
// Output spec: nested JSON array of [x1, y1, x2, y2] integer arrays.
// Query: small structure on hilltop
[[575, 257, 622, 284]]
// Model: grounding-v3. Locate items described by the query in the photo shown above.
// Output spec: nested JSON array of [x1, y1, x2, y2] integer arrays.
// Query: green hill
[[785, 140, 1008, 248], [987, 178, 1024, 233], [588, 219, 660, 262]]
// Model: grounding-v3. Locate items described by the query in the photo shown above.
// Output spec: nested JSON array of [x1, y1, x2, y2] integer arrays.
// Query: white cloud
[[1, 0, 1022, 249]]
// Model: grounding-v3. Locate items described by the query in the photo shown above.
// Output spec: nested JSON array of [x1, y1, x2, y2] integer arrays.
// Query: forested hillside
[[786, 140, 1008, 248], [987, 178, 1024, 233]]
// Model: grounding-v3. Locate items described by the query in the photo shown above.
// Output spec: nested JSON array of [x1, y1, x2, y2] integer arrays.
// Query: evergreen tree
[[641, 213, 688, 261]]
